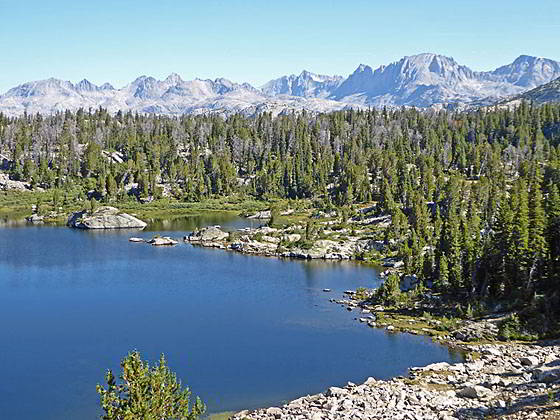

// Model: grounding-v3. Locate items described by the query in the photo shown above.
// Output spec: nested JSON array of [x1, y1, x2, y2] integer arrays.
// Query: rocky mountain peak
[[354, 64, 373, 74], [75, 79, 98, 92], [261, 70, 343, 98], [512, 54, 540, 65], [212, 78, 238, 94], [130, 76, 160, 99], [491, 55, 560, 88], [3, 78, 76, 99], [164, 73, 183, 84]]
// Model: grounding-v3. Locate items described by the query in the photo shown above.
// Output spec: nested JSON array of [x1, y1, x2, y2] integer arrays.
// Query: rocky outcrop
[[25, 214, 44, 223], [148, 236, 178, 246], [400, 274, 420, 292], [383, 257, 404, 268], [184, 224, 380, 260], [186, 226, 229, 242], [231, 238, 277, 255], [128, 236, 178, 246], [282, 233, 301, 242], [232, 341, 560, 420], [452, 320, 500, 342], [67, 206, 147, 229], [0, 172, 30, 191], [248, 210, 271, 219], [280, 239, 358, 260]]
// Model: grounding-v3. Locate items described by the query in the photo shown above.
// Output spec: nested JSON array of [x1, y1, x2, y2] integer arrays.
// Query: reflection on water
[[0, 212, 266, 232], [0, 211, 263, 232], [0, 217, 463, 420], [0, 217, 31, 227], [144, 213, 264, 232]]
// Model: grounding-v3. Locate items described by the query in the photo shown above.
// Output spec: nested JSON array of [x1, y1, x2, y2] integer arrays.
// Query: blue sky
[[1, 0, 559, 92]]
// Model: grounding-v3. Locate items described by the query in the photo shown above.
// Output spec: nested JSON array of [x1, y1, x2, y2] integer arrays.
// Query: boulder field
[[231, 341, 560, 420]]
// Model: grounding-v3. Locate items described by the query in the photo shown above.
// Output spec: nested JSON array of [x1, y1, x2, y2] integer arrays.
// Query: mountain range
[[1, 53, 559, 117]]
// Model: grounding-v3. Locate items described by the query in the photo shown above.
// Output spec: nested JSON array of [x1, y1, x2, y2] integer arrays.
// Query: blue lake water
[[0, 218, 462, 420]]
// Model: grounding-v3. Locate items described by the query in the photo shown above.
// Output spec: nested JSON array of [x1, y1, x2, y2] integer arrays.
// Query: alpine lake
[[0, 213, 463, 420]]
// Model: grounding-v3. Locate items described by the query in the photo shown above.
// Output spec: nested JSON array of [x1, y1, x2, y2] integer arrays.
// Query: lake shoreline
[[183, 222, 393, 266], [137, 216, 560, 419], [3, 218, 450, 420], [230, 336, 560, 420], [181, 227, 560, 418], [4, 201, 559, 418]]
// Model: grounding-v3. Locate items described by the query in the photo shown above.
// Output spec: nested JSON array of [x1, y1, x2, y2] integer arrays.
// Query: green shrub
[[296, 239, 314, 250], [97, 351, 205, 420], [354, 287, 370, 300], [497, 314, 536, 341], [374, 273, 401, 305], [422, 311, 433, 320]]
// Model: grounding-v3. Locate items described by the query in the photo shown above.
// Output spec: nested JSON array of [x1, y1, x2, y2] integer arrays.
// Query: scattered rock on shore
[[231, 341, 560, 420]]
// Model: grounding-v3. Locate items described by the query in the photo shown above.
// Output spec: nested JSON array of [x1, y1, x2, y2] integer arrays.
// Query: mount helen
[[1, 54, 559, 117]]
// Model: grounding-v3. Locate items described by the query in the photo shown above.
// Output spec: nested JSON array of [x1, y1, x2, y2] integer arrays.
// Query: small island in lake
[[67, 206, 147, 229]]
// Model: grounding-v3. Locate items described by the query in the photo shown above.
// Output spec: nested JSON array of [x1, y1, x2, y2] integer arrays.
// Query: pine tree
[[511, 178, 530, 292], [528, 175, 547, 291], [106, 173, 117, 198], [546, 183, 560, 294], [490, 195, 514, 295], [441, 208, 463, 292], [97, 351, 205, 420], [436, 253, 449, 290]]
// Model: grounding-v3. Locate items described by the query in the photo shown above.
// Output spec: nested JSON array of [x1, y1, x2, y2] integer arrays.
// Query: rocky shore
[[185, 225, 387, 261], [231, 340, 560, 420]]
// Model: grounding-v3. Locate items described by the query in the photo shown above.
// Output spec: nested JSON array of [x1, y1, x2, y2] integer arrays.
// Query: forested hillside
[[1, 103, 560, 328]]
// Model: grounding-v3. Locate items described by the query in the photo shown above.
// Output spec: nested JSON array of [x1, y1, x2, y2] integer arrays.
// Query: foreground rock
[[67, 206, 147, 229], [231, 341, 560, 420]]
